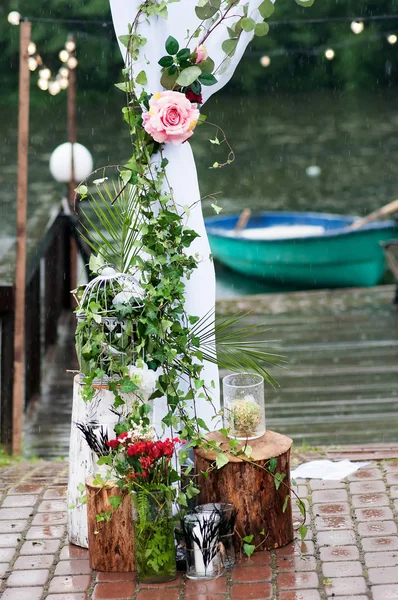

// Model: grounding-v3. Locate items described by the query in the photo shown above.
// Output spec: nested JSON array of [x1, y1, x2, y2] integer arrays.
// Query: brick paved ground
[[1, 459, 398, 599]]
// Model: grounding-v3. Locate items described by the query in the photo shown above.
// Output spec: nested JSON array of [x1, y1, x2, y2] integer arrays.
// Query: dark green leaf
[[274, 472, 286, 491], [269, 457, 277, 473], [165, 35, 179, 54], [176, 48, 191, 61], [198, 72, 218, 86], [158, 55, 174, 68], [282, 495, 290, 513]]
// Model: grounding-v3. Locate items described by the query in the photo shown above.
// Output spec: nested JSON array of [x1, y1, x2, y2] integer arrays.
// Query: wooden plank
[[12, 21, 31, 455]]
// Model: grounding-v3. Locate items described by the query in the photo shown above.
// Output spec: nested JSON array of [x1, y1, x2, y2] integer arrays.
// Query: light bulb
[[48, 80, 61, 96], [388, 34, 398, 45], [39, 67, 51, 80], [59, 77, 69, 90], [325, 48, 335, 61], [59, 67, 69, 78], [7, 11, 21, 26], [59, 49, 69, 63], [260, 55, 271, 68], [67, 56, 78, 69], [38, 78, 49, 91], [65, 40, 76, 52], [351, 21, 364, 35], [28, 57, 38, 71], [28, 42, 36, 56]]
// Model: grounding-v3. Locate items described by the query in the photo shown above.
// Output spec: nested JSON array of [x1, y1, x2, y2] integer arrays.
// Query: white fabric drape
[[109, 0, 265, 433]]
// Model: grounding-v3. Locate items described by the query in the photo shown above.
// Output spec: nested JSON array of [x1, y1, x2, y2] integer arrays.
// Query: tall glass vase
[[132, 489, 177, 583], [223, 373, 266, 440]]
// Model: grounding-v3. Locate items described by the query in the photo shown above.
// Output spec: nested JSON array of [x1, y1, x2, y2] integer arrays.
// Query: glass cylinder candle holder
[[223, 373, 265, 440], [183, 512, 224, 580], [194, 503, 237, 568]]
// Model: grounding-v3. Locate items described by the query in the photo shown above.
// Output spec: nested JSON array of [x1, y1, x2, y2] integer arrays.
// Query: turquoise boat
[[205, 211, 398, 288]]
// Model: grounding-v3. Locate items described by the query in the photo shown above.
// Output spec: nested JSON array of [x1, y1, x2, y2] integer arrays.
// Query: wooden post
[[195, 430, 294, 551], [12, 20, 31, 455], [67, 36, 78, 300]]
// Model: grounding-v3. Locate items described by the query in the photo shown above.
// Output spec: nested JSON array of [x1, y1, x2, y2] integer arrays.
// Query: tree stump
[[194, 430, 294, 551], [86, 476, 135, 571]]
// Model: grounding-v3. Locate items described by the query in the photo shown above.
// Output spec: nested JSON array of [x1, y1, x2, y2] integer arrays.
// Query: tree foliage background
[[1, 0, 398, 98]]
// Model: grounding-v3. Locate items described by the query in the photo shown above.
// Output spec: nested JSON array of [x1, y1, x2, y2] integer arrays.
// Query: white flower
[[128, 361, 160, 399]]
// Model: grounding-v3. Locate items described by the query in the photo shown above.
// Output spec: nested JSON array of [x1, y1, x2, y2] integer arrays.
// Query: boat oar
[[348, 198, 398, 231], [234, 208, 251, 233]]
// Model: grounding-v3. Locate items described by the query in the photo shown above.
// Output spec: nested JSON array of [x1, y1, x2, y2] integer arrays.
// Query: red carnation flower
[[118, 432, 128, 440], [107, 439, 120, 448], [185, 89, 203, 105]]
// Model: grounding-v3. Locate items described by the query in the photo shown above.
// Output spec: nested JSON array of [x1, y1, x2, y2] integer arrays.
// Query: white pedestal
[[67, 376, 128, 547]]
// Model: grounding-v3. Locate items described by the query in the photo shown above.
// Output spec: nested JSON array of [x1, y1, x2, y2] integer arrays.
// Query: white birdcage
[[75, 267, 145, 382]]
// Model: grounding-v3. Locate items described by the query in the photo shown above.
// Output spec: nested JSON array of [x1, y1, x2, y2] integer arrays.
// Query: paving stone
[[48, 574, 92, 593], [0, 507, 33, 520], [317, 529, 357, 546], [55, 558, 92, 575], [310, 480, 346, 491], [20, 539, 61, 554], [362, 536, 398, 552], [60, 545, 89, 560], [368, 566, 398, 584], [14, 554, 55, 569], [322, 560, 363, 577], [37, 500, 67, 512], [386, 473, 398, 485], [239, 550, 272, 565], [230, 583, 273, 599], [311, 490, 348, 503], [275, 540, 315, 557], [372, 584, 398, 599], [47, 595, 87, 600], [0, 562, 9, 576], [313, 502, 350, 516], [96, 571, 136, 582], [320, 545, 360, 562], [231, 565, 272, 582], [347, 468, 383, 481], [277, 572, 319, 589], [32, 511, 67, 525], [1, 588, 44, 600], [6, 568, 49, 586], [2, 495, 38, 507], [93, 581, 136, 599], [276, 556, 317, 572], [314, 516, 353, 531], [390, 486, 398, 499], [0, 533, 22, 547], [365, 551, 398, 567], [358, 521, 397, 537], [0, 547, 16, 562], [43, 487, 67, 499], [185, 578, 227, 594], [349, 480, 386, 494], [26, 525, 65, 539], [352, 493, 389, 508], [355, 507, 393, 521], [277, 593, 321, 600], [0, 520, 28, 533], [7, 484, 43, 495], [324, 576, 367, 596]]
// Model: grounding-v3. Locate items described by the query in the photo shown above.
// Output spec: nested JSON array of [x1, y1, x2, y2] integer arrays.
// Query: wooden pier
[[24, 284, 398, 459]]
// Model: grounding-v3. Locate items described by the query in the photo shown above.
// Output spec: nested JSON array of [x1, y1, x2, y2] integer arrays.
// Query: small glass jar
[[223, 373, 265, 440], [183, 512, 224, 580], [194, 503, 237, 568]]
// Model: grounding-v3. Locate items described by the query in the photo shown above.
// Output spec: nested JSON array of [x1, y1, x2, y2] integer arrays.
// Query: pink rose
[[142, 90, 200, 145], [195, 45, 208, 64]]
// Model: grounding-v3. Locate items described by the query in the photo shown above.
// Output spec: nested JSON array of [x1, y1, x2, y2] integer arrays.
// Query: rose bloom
[[142, 90, 200, 145], [186, 89, 203, 105], [195, 45, 208, 64]]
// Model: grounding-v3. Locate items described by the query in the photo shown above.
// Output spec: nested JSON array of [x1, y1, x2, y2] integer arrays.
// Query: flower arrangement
[[232, 396, 262, 438]]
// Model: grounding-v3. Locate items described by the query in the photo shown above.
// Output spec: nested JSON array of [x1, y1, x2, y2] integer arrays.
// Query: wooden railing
[[0, 211, 76, 448]]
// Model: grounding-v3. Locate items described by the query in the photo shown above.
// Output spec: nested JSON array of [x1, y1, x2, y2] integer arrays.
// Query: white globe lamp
[[49, 142, 93, 183]]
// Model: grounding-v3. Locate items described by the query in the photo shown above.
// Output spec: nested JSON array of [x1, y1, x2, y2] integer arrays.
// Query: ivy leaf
[[118, 34, 131, 48], [216, 453, 229, 469], [243, 543, 255, 557], [120, 380, 139, 393], [158, 55, 174, 68], [269, 457, 277, 473], [114, 81, 133, 92], [176, 66, 202, 87], [197, 418, 210, 431], [75, 184, 88, 197], [109, 495, 122, 511], [258, 0, 275, 18], [165, 35, 179, 55], [242, 534, 254, 543], [198, 72, 218, 86], [274, 472, 286, 490], [295, 0, 315, 6], [221, 38, 238, 56], [299, 525, 308, 541], [282, 495, 290, 513], [136, 70, 147, 85], [240, 17, 256, 32], [177, 491, 188, 507], [254, 22, 269, 37]]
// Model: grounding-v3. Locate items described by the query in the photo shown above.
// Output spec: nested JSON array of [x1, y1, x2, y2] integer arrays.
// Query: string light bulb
[[39, 67, 51, 80], [388, 34, 398, 45], [38, 78, 49, 91], [48, 80, 61, 96], [7, 11, 21, 26], [260, 55, 271, 68], [28, 57, 38, 71], [59, 67, 69, 78], [65, 39, 76, 52], [59, 77, 69, 90], [28, 42, 37, 56], [59, 49, 69, 63], [351, 21, 364, 35], [325, 48, 335, 60], [67, 56, 78, 69]]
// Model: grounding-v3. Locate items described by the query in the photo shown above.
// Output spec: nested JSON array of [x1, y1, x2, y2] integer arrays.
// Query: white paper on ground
[[291, 459, 370, 481]]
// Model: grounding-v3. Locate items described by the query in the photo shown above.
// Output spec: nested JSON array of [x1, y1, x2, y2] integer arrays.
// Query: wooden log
[[86, 476, 135, 571], [194, 430, 294, 551]]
